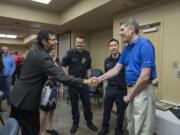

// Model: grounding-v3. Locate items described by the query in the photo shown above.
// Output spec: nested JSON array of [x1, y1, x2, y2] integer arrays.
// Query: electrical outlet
[[176, 71, 180, 78], [172, 61, 178, 69]]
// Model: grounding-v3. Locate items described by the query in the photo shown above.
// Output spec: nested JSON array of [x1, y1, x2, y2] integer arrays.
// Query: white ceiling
[[0, 0, 81, 13], [0, 16, 61, 39], [0, 0, 174, 43], [0, 0, 79, 40]]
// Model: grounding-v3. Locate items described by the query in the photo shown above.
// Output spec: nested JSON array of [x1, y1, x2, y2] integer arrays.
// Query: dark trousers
[[4, 76, 12, 102], [0, 76, 7, 100], [12, 68, 21, 85], [10, 105, 40, 135], [102, 85, 127, 135], [69, 85, 92, 126]]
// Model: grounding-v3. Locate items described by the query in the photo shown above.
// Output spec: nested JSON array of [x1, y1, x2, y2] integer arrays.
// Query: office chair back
[[89, 69, 103, 109], [91, 68, 103, 78], [0, 118, 19, 135], [91, 68, 103, 88]]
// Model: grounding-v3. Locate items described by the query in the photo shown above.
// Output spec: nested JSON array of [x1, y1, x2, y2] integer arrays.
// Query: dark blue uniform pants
[[69, 85, 92, 126], [10, 105, 40, 135], [102, 85, 127, 135], [0, 76, 7, 100]]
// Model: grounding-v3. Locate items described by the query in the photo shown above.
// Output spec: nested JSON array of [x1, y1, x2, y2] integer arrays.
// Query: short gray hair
[[120, 19, 139, 34]]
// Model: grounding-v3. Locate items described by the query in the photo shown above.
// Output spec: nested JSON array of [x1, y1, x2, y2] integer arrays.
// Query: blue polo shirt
[[118, 36, 157, 84], [2, 53, 16, 76]]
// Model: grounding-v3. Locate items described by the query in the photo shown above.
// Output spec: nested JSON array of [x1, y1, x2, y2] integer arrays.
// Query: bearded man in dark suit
[[9, 30, 95, 135]]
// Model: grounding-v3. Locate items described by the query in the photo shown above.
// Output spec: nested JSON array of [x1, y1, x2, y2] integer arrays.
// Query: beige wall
[[90, 28, 112, 70], [0, 2, 59, 25], [113, 1, 180, 103], [60, 29, 112, 70], [0, 44, 28, 55]]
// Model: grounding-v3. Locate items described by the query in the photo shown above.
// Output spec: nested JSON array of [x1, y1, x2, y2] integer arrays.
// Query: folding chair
[[89, 69, 103, 109], [0, 117, 19, 135]]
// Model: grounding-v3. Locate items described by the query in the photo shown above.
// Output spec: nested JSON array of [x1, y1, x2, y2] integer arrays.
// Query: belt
[[108, 84, 127, 89], [127, 81, 152, 88], [127, 84, 135, 87]]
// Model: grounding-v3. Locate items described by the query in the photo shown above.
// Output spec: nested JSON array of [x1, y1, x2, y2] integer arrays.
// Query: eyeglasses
[[48, 38, 57, 42]]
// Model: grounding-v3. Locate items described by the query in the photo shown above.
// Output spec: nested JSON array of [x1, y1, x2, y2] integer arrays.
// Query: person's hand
[[90, 77, 99, 84], [59, 87, 64, 97], [48, 76, 52, 79], [123, 95, 132, 103], [97, 76, 103, 83], [83, 77, 98, 86]]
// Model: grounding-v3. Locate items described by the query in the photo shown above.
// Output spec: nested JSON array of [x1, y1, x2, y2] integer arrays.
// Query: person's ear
[[129, 26, 135, 34], [42, 39, 47, 45]]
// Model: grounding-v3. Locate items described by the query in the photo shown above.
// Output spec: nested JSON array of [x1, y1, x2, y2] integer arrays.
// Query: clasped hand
[[83, 77, 101, 87]]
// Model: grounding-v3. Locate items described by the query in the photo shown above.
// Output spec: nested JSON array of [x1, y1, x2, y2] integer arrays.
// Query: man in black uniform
[[97, 39, 127, 135], [62, 36, 97, 134], [9, 30, 95, 135]]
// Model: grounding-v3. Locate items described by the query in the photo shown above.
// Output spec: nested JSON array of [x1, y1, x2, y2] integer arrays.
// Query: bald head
[[2, 46, 9, 54]]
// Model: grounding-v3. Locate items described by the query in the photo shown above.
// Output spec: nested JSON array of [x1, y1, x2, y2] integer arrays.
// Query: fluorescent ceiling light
[[0, 34, 6, 38], [30, 0, 52, 4], [6, 35, 17, 39], [0, 34, 17, 39]]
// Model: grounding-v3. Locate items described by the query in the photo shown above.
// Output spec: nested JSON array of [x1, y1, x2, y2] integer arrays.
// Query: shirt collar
[[75, 48, 84, 54], [36, 44, 48, 53], [127, 36, 140, 48], [4, 53, 10, 57], [110, 53, 120, 61]]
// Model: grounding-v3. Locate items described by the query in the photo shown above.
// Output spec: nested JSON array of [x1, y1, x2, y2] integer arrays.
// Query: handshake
[[83, 77, 102, 87]]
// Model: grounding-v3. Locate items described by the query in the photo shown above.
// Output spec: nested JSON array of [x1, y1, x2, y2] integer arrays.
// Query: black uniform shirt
[[104, 53, 126, 87], [62, 49, 91, 78]]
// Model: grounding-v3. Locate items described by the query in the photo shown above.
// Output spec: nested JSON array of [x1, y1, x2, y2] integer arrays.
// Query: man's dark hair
[[37, 30, 55, 47], [108, 38, 119, 45], [120, 18, 139, 34], [76, 35, 85, 40], [14, 51, 18, 55]]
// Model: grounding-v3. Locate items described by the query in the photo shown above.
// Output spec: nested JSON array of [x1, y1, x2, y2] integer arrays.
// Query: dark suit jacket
[[10, 45, 83, 111]]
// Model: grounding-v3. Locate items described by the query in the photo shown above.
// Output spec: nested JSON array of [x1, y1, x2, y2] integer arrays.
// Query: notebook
[[156, 100, 175, 111]]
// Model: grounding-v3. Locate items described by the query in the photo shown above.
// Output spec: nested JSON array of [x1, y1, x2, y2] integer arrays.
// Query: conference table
[[155, 109, 180, 135]]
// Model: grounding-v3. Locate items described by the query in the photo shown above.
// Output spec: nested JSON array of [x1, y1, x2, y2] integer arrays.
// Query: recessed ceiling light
[[30, 0, 52, 4], [0, 34, 17, 39]]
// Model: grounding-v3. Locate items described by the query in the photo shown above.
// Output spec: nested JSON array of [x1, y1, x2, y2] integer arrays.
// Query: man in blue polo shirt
[[94, 19, 156, 135]]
